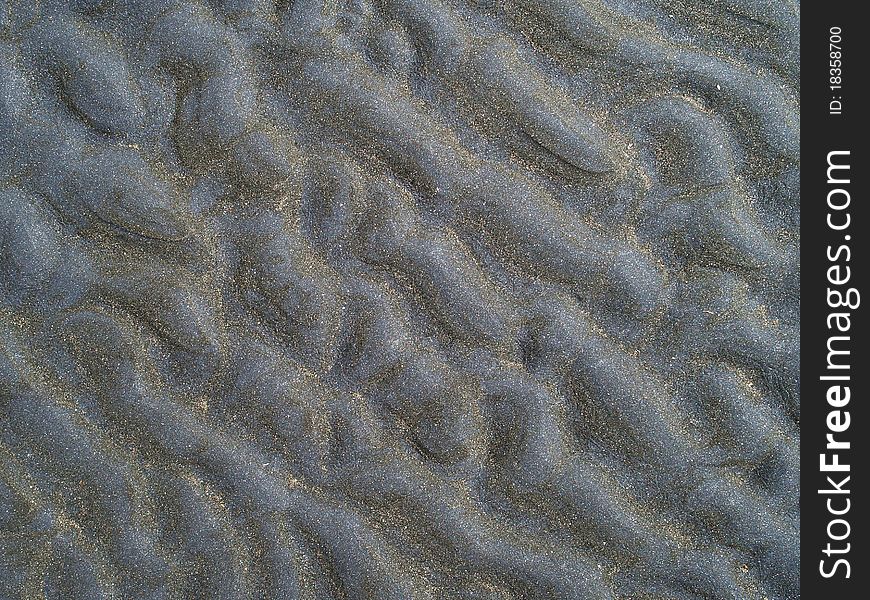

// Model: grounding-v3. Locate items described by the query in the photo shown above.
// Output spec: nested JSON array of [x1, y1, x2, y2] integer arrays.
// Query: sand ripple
[[1, 1, 798, 598]]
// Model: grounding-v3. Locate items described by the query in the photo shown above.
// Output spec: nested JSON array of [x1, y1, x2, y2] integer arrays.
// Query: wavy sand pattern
[[1, 1, 799, 598]]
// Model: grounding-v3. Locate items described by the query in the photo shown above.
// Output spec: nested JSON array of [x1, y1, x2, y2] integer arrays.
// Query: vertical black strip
[[802, 4, 867, 597]]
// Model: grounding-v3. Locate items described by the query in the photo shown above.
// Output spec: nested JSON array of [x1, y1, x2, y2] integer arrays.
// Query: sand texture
[[1, 0, 799, 598]]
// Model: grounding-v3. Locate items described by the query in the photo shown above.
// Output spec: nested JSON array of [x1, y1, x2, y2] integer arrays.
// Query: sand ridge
[[1, 0, 798, 598]]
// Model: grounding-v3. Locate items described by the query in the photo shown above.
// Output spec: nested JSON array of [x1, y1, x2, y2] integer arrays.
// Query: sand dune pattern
[[1, 0, 798, 598]]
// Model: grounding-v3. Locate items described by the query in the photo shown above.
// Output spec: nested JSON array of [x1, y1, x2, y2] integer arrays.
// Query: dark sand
[[1, 1, 799, 598]]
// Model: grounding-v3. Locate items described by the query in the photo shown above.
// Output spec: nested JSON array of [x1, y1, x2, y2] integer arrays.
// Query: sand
[[1, 0, 799, 598]]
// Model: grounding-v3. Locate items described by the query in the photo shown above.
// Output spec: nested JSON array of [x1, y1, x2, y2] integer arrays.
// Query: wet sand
[[1, 1, 799, 598]]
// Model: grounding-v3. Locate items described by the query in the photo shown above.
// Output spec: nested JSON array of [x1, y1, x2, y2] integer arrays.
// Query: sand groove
[[1, 1, 798, 598]]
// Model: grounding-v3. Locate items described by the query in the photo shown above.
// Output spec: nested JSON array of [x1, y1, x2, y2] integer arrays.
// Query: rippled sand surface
[[1, 1, 799, 598]]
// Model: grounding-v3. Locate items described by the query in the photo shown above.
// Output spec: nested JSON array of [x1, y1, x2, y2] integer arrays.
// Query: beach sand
[[0, 1, 799, 598]]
